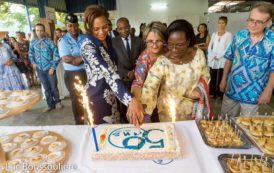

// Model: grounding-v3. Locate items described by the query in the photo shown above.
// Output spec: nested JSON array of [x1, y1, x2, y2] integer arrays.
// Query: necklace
[[218, 36, 221, 42], [217, 31, 225, 42]]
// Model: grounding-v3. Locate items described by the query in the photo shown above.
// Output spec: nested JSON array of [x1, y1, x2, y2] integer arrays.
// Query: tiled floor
[[0, 93, 273, 126]]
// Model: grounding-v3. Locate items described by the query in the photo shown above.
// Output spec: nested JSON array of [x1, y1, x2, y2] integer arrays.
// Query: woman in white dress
[[56, 59, 69, 99], [207, 16, 232, 99]]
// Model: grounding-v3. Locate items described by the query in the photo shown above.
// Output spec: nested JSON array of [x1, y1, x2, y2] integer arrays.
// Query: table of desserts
[[0, 120, 264, 173]]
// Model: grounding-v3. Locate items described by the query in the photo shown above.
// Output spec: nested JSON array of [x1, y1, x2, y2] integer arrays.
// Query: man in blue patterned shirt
[[29, 23, 63, 113], [220, 2, 274, 117]]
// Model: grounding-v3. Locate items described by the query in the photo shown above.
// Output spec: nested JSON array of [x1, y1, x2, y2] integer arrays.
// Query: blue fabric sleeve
[[81, 41, 133, 106], [224, 35, 236, 61]]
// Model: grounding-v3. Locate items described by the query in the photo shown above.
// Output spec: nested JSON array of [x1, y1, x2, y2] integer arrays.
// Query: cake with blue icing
[[92, 123, 181, 160]]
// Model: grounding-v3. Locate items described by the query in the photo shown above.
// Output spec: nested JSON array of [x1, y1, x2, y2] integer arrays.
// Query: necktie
[[125, 37, 131, 58]]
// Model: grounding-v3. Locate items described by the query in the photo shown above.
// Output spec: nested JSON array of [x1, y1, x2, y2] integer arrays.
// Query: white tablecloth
[[0, 121, 261, 173]]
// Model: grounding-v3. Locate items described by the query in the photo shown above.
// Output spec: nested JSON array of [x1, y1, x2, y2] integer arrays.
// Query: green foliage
[[29, 7, 39, 26], [55, 11, 66, 29], [0, 2, 39, 31]]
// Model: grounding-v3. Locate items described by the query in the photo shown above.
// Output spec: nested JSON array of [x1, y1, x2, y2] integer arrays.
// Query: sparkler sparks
[[74, 76, 99, 151]]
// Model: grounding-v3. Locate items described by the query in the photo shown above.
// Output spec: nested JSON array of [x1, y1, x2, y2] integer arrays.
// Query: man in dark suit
[[112, 17, 144, 85], [112, 17, 144, 123]]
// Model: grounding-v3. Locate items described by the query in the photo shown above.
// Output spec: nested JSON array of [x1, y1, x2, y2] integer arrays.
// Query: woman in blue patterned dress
[[0, 41, 26, 90], [81, 5, 144, 126]]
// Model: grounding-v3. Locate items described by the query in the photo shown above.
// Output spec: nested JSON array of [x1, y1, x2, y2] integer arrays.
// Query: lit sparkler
[[74, 76, 99, 152], [168, 96, 176, 150]]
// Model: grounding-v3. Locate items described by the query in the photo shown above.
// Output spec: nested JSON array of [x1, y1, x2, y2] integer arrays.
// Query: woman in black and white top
[[207, 16, 232, 99], [195, 23, 210, 58]]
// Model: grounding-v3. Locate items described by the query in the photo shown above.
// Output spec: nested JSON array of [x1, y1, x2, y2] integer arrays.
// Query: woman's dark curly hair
[[166, 19, 196, 47]]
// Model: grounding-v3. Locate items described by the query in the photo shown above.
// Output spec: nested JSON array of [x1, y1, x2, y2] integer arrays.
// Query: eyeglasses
[[146, 40, 164, 46], [167, 42, 188, 50], [246, 18, 269, 25]]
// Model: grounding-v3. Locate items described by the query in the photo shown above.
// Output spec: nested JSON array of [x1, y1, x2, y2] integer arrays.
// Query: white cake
[[91, 123, 181, 160]]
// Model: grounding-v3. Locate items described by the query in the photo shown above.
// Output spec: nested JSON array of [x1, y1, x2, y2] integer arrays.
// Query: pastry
[[199, 120, 243, 147], [7, 158, 23, 166], [264, 119, 274, 126], [9, 148, 24, 159], [47, 151, 65, 162], [0, 135, 12, 144], [40, 135, 57, 145], [250, 128, 263, 137], [264, 131, 274, 137], [48, 141, 66, 152], [20, 138, 39, 148], [2, 142, 17, 152], [227, 159, 240, 173], [32, 131, 49, 139], [252, 118, 263, 125], [6, 97, 27, 108], [24, 146, 43, 158], [264, 142, 274, 155], [28, 154, 46, 165], [0, 96, 9, 104], [257, 138, 266, 146], [13, 133, 30, 143]]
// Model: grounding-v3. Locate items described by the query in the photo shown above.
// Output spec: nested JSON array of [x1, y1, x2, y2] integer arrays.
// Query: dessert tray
[[232, 116, 274, 157], [196, 119, 251, 148], [218, 153, 273, 173], [0, 90, 40, 120], [0, 130, 68, 173]]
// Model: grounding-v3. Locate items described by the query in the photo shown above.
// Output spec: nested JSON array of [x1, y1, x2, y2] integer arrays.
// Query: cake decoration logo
[[153, 159, 174, 165], [108, 127, 165, 150]]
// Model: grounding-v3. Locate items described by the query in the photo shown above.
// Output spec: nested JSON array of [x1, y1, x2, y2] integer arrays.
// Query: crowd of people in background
[[0, 2, 273, 127]]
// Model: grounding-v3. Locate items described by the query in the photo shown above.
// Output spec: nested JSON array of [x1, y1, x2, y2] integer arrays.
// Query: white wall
[[207, 12, 249, 35], [116, 0, 208, 35]]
